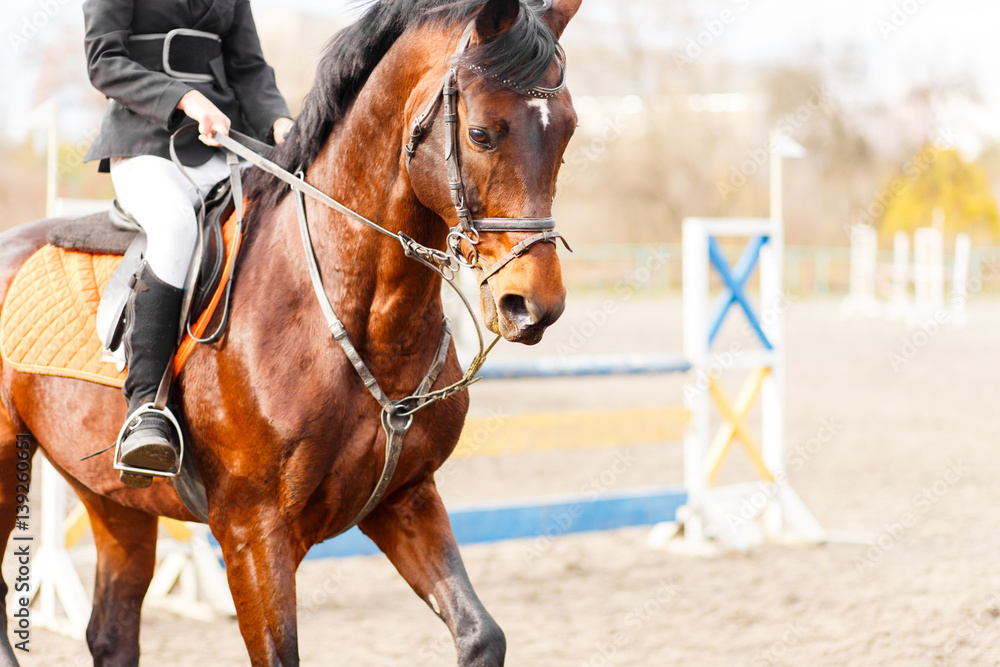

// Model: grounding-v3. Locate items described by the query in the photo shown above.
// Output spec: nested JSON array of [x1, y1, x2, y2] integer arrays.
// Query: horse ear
[[473, 0, 521, 43], [543, 0, 582, 39]]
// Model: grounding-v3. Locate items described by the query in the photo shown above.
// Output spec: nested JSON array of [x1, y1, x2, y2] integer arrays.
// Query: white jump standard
[[671, 216, 824, 553]]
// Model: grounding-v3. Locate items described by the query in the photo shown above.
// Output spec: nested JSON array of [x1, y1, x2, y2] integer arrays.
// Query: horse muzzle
[[481, 281, 566, 345]]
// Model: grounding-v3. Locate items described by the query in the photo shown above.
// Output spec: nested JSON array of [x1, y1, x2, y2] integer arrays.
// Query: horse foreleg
[[360, 478, 506, 667], [214, 508, 300, 666], [76, 490, 158, 667]]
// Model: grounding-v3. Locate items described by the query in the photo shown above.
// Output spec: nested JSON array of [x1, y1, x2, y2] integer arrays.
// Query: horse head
[[405, 0, 581, 345]]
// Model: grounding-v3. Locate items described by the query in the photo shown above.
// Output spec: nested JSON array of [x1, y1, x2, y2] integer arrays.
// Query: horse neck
[[285, 40, 448, 367]]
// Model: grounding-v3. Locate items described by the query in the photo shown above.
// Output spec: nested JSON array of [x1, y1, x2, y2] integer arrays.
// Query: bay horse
[[0, 0, 581, 664]]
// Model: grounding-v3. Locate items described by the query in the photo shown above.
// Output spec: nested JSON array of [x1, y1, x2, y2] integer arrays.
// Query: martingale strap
[[324, 322, 453, 541], [294, 185, 455, 539]]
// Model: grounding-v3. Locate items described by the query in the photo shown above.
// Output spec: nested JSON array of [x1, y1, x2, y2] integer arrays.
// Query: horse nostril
[[498, 294, 533, 326], [524, 296, 546, 323]]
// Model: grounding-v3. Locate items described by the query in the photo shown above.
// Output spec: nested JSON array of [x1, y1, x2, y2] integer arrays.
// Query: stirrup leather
[[113, 403, 185, 478]]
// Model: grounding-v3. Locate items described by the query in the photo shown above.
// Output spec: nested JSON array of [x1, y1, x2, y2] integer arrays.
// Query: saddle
[[46, 178, 236, 333]]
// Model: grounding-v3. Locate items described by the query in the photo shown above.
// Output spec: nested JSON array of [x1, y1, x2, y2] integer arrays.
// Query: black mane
[[245, 0, 558, 209]]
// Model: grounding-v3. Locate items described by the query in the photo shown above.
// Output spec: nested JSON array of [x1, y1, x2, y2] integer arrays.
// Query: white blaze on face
[[527, 99, 551, 130]]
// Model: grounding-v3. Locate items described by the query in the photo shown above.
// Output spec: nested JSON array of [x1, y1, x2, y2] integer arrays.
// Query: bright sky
[[1, 0, 995, 143], [717, 0, 992, 100]]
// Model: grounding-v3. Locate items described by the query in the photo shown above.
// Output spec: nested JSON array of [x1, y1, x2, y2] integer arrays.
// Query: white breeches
[[110, 154, 231, 288]]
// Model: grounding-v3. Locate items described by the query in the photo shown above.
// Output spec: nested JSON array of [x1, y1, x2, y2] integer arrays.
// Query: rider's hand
[[273, 117, 294, 145], [177, 90, 231, 147]]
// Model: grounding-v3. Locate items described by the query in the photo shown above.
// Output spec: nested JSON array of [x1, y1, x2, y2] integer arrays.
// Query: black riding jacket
[[82, 0, 291, 171]]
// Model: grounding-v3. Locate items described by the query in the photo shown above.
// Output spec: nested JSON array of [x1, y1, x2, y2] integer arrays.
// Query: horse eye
[[469, 128, 491, 148]]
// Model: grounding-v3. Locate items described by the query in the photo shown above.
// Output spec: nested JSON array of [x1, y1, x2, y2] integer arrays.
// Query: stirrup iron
[[112, 403, 185, 479]]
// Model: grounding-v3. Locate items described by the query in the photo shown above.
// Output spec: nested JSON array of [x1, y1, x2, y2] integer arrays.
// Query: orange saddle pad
[[0, 214, 239, 388]]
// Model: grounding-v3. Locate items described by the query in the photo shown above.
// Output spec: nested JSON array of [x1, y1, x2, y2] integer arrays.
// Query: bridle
[[198, 18, 571, 537], [403, 20, 571, 286]]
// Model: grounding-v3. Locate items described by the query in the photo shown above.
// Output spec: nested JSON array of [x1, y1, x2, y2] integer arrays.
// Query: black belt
[[128, 29, 226, 87]]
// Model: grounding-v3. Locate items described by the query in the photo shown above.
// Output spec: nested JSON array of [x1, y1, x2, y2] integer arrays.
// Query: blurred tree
[[877, 146, 999, 242], [977, 141, 1000, 195]]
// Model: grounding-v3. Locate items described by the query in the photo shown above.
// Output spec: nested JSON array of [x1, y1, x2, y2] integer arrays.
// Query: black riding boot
[[118, 262, 183, 488]]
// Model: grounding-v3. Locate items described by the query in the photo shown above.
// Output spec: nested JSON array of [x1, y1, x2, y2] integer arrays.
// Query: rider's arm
[[82, 0, 193, 129], [222, 0, 293, 142]]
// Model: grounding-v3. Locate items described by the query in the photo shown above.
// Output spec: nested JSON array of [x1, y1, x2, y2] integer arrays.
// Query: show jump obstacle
[[844, 221, 971, 325], [676, 217, 823, 552]]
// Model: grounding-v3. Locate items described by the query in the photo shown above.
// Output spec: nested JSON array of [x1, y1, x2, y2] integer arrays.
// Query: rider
[[82, 0, 293, 487]]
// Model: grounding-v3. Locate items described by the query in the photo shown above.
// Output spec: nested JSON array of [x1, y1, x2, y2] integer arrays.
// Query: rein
[[205, 20, 570, 537]]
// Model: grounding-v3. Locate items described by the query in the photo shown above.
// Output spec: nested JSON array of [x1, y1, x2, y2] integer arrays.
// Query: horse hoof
[[120, 471, 153, 489]]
